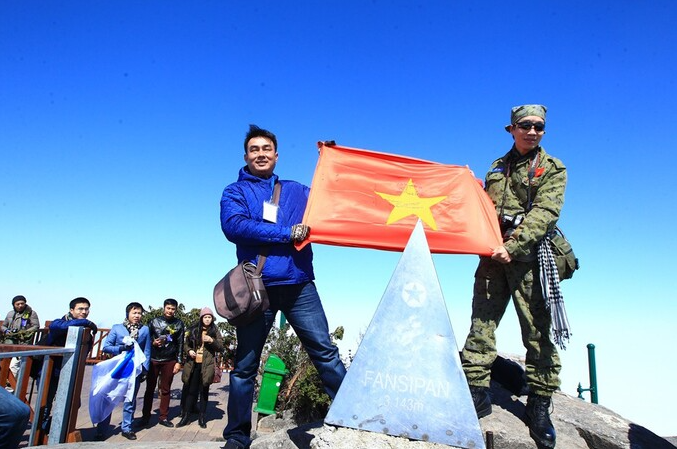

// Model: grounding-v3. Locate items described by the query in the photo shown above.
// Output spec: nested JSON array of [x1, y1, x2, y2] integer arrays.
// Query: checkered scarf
[[538, 237, 571, 350], [123, 319, 140, 340]]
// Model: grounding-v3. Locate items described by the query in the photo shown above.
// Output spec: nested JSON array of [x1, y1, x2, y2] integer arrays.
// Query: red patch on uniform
[[535, 167, 545, 177]]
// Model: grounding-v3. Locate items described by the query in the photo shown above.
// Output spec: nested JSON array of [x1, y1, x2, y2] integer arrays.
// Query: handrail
[[0, 326, 91, 446]]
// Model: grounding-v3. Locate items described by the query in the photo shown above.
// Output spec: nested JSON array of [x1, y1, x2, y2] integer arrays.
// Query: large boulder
[[254, 384, 675, 449]]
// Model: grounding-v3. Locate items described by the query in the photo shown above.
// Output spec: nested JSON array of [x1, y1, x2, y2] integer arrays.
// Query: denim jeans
[[222, 282, 346, 447], [0, 387, 30, 448], [97, 376, 142, 433]]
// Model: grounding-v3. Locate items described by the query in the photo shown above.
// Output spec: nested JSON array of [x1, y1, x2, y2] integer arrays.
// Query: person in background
[[41, 297, 98, 434], [1, 295, 40, 382], [140, 298, 185, 428], [95, 302, 151, 441], [460, 104, 567, 449], [219, 125, 346, 449], [177, 307, 223, 429], [47, 297, 98, 347]]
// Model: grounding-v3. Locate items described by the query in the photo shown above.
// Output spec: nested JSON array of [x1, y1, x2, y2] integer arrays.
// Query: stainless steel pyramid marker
[[325, 220, 485, 449]]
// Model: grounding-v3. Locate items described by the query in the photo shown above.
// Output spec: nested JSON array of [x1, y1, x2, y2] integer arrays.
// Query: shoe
[[469, 386, 492, 419], [222, 440, 246, 449], [525, 394, 556, 448], [121, 431, 137, 440], [94, 432, 105, 441], [158, 419, 174, 428], [136, 416, 150, 428], [198, 413, 206, 428], [176, 414, 190, 428]]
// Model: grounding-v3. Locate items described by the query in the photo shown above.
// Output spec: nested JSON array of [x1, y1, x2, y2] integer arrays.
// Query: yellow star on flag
[[375, 179, 447, 230]]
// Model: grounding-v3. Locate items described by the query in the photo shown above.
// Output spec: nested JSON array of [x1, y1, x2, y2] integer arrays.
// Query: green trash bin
[[254, 354, 288, 415]]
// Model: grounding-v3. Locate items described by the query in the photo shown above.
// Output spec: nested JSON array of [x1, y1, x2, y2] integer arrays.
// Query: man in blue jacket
[[40, 297, 97, 435], [220, 125, 346, 449], [47, 297, 98, 347], [95, 302, 151, 440]]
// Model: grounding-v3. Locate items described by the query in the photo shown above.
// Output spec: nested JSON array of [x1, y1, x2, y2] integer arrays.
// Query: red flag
[[298, 142, 502, 255]]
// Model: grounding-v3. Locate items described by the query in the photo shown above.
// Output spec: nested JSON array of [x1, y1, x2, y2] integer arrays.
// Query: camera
[[500, 214, 524, 241]]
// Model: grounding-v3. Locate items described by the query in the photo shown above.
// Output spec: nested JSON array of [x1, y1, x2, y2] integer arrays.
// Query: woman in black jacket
[[177, 307, 224, 428]]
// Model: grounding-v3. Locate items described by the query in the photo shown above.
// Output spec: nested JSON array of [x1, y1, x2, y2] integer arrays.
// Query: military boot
[[469, 386, 492, 419], [525, 394, 556, 448]]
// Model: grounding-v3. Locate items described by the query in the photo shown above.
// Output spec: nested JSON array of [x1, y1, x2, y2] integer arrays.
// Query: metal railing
[[0, 326, 91, 445], [577, 343, 599, 404]]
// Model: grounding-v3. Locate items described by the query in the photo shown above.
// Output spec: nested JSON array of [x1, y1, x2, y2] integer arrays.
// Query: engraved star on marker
[[402, 282, 426, 308], [375, 179, 447, 230]]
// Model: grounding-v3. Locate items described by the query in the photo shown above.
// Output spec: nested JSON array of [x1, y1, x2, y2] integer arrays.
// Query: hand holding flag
[[89, 338, 146, 425], [297, 142, 502, 255]]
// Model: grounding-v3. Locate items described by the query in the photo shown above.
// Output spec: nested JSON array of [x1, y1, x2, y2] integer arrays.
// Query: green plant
[[265, 324, 345, 424]]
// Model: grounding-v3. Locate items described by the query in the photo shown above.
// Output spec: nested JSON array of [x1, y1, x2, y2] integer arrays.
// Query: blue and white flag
[[89, 337, 146, 424]]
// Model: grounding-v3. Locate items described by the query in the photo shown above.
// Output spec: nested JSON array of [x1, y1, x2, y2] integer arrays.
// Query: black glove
[[123, 343, 134, 352], [87, 321, 98, 334], [290, 224, 310, 242], [138, 367, 147, 383]]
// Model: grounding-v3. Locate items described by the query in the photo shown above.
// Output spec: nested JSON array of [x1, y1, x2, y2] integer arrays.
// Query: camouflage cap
[[504, 104, 547, 132]]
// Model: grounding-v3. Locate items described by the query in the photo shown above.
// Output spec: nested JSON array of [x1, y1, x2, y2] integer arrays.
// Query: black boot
[[469, 386, 492, 418], [525, 394, 556, 448], [176, 412, 190, 428], [198, 413, 206, 428]]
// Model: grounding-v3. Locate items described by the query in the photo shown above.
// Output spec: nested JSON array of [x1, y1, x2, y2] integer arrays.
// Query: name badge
[[263, 201, 278, 223]]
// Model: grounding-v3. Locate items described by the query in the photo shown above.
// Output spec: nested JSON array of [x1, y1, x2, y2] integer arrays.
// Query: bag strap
[[254, 182, 281, 275]]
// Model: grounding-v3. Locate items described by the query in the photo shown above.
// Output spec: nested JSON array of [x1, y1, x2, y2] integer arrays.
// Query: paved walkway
[[20, 365, 259, 447]]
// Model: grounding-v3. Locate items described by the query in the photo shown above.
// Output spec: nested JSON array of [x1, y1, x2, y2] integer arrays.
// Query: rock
[[252, 384, 676, 449]]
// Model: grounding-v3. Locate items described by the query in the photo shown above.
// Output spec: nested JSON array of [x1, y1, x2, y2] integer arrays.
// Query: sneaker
[[158, 419, 174, 428], [121, 431, 137, 440]]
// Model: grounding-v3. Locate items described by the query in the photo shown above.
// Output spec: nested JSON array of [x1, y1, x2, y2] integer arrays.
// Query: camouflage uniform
[[461, 145, 567, 396]]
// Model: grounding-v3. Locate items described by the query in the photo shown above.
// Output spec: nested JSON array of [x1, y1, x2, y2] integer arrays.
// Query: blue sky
[[2, 0, 676, 437]]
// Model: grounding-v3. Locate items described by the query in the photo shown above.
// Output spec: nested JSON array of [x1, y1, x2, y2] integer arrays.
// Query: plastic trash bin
[[254, 354, 288, 415]]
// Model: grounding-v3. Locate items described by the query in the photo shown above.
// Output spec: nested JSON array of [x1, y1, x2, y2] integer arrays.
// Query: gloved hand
[[138, 367, 147, 383], [290, 224, 310, 242], [123, 343, 134, 352], [87, 321, 98, 334]]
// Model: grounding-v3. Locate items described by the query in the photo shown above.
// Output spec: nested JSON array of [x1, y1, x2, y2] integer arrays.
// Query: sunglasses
[[515, 120, 545, 132]]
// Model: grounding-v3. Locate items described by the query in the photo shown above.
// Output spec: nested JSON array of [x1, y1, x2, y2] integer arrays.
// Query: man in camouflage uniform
[[460, 104, 566, 448]]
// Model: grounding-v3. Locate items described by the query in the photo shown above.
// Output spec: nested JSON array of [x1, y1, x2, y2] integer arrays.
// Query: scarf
[[537, 237, 571, 350], [123, 319, 140, 340]]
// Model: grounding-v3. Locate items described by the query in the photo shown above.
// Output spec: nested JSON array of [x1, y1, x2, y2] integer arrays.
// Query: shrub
[[264, 324, 345, 424]]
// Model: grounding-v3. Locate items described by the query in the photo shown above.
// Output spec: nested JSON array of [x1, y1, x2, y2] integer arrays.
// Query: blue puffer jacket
[[220, 167, 315, 286]]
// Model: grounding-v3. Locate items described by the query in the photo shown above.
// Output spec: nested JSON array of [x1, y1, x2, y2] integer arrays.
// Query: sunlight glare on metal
[[325, 220, 485, 449]]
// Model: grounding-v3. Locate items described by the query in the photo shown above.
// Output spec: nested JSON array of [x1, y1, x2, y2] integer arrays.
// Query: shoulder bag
[[213, 182, 281, 326]]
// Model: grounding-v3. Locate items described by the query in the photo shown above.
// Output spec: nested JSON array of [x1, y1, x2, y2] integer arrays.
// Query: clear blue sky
[[2, 0, 676, 437]]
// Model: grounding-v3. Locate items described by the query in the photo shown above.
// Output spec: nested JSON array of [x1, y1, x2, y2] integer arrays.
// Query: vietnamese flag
[[297, 142, 502, 256]]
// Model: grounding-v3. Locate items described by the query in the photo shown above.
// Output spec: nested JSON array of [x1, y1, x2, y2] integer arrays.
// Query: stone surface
[[253, 384, 676, 449]]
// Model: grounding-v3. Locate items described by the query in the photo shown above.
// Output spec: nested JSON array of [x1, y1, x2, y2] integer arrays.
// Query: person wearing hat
[[95, 302, 151, 440], [460, 105, 567, 448], [1, 295, 41, 383], [176, 307, 224, 429], [2, 295, 40, 344]]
